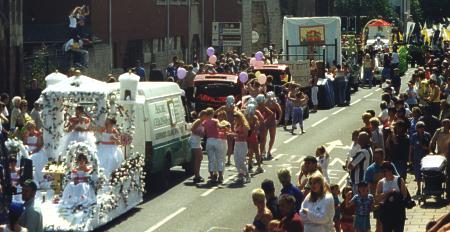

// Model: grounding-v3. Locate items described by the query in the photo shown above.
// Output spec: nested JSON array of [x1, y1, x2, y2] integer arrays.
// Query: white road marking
[[270, 148, 278, 153], [288, 155, 297, 162], [207, 227, 234, 232], [273, 153, 286, 160], [284, 136, 298, 144], [145, 207, 187, 232], [338, 173, 349, 189], [200, 175, 236, 197], [329, 157, 346, 166], [324, 140, 343, 153], [375, 88, 382, 92], [350, 99, 361, 106], [332, 108, 346, 115], [363, 93, 374, 98], [311, 117, 329, 127], [292, 156, 305, 163]]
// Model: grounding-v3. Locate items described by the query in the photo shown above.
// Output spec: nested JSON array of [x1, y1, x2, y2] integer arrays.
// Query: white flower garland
[[5, 138, 29, 160]]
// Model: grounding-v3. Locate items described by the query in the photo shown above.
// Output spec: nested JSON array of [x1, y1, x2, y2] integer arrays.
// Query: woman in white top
[[190, 110, 206, 183], [97, 118, 123, 177], [22, 121, 48, 185], [376, 161, 407, 232], [299, 172, 335, 232], [315, 146, 330, 183]]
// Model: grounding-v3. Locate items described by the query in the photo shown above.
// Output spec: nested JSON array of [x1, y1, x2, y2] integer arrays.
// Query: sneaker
[[301, 130, 306, 134], [255, 166, 264, 174], [248, 163, 253, 171], [217, 176, 224, 184], [266, 153, 273, 160], [193, 176, 205, 183]]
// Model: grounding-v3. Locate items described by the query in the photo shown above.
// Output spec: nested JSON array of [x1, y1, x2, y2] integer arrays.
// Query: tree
[[334, 0, 395, 19], [419, 0, 449, 23]]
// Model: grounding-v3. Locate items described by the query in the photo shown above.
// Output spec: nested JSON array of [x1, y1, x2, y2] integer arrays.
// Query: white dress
[[58, 119, 97, 157], [61, 169, 96, 208], [97, 131, 124, 177], [317, 155, 330, 183], [25, 133, 48, 185], [299, 193, 335, 232]]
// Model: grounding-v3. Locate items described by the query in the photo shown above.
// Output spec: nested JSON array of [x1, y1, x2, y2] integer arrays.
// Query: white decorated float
[[36, 71, 145, 231]]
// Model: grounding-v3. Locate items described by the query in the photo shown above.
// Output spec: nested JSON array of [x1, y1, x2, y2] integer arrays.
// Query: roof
[[253, 64, 289, 71], [43, 75, 110, 95], [368, 19, 392, 27], [194, 74, 238, 83], [108, 82, 181, 99]]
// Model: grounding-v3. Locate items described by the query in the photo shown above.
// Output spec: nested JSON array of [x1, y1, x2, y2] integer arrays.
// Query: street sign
[[212, 22, 242, 47]]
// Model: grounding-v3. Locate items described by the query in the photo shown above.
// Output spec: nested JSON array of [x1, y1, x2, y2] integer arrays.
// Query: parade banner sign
[[299, 25, 325, 45], [280, 60, 310, 87]]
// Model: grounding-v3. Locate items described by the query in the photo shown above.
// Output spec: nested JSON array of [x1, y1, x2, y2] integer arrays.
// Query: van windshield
[[257, 69, 288, 85], [194, 81, 241, 110]]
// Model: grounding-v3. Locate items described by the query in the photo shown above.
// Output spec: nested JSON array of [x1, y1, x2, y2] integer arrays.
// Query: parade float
[[362, 19, 392, 49], [33, 71, 145, 231]]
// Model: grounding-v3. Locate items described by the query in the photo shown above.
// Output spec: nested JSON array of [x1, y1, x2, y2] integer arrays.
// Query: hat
[[22, 179, 38, 191]]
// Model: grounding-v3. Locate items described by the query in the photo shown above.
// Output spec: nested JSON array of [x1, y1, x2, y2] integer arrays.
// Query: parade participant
[[230, 111, 250, 183], [18, 179, 43, 232], [346, 181, 374, 232], [59, 106, 97, 155], [278, 168, 304, 212], [409, 121, 431, 195], [10, 96, 22, 130], [391, 68, 401, 95], [282, 83, 297, 130], [204, 108, 228, 183], [278, 194, 304, 231], [385, 120, 409, 179], [216, 96, 238, 166], [426, 79, 441, 116], [190, 110, 206, 183], [244, 188, 273, 232], [340, 186, 355, 232], [363, 54, 374, 88], [97, 118, 124, 177], [429, 118, 450, 158], [261, 179, 280, 220], [376, 162, 407, 232], [61, 153, 96, 208], [298, 156, 322, 193], [290, 91, 308, 135], [246, 104, 263, 174], [310, 60, 319, 113], [22, 121, 48, 185], [265, 91, 282, 159], [300, 173, 334, 232], [246, 78, 261, 98], [255, 94, 274, 160], [315, 145, 330, 183], [347, 132, 372, 192], [0, 202, 27, 232], [330, 184, 341, 232]]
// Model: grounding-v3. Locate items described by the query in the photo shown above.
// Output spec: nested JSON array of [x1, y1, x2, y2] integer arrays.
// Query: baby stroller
[[418, 155, 448, 204]]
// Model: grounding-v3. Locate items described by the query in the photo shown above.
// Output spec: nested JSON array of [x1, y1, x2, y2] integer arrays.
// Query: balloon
[[255, 71, 261, 78], [255, 51, 264, 61], [207, 47, 215, 57], [209, 55, 217, 65], [239, 72, 249, 83], [254, 60, 264, 68], [258, 74, 267, 85], [250, 58, 257, 66], [177, 67, 187, 79]]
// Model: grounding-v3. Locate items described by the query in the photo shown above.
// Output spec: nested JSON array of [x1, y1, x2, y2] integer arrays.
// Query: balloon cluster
[[207, 47, 217, 65]]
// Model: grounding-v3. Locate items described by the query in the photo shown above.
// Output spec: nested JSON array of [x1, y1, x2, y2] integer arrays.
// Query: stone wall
[[85, 43, 113, 81]]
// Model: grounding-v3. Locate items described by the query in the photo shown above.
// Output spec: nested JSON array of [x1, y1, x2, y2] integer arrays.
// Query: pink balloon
[[258, 74, 267, 85], [177, 67, 187, 79], [239, 72, 248, 83], [249, 58, 257, 66], [209, 55, 217, 65], [255, 51, 264, 61], [207, 47, 215, 57]]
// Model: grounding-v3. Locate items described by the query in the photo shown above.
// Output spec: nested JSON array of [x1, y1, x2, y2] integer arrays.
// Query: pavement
[[97, 68, 449, 232]]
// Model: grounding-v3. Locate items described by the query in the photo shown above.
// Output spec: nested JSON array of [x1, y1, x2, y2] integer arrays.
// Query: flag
[[421, 22, 430, 45]]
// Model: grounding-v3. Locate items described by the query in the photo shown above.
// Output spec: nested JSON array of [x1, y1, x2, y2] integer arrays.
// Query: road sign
[[212, 22, 242, 47]]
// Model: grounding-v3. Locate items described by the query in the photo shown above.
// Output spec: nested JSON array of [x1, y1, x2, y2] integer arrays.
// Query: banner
[[280, 60, 310, 87], [299, 25, 325, 45]]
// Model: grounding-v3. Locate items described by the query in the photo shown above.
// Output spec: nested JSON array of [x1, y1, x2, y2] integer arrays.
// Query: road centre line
[[200, 175, 236, 197], [350, 99, 361, 106], [145, 207, 187, 232], [332, 108, 346, 115], [270, 148, 278, 153], [284, 136, 298, 144], [311, 117, 329, 127], [273, 153, 286, 160], [363, 93, 373, 98], [375, 88, 382, 92]]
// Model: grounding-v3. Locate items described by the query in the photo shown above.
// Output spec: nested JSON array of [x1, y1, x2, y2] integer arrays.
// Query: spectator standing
[[346, 182, 373, 232], [427, 79, 441, 117], [369, 118, 385, 154], [183, 65, 196, 110], [340, 186, 355, 232], [310, 60, 319, 113], [299, 173, 335, 232], [277, 168, 304, 212], [24, 79, 42, 112], [405, 81, 418, 109], [10, 96, 22, 131], [134, 60, 146, 81], [298, 156, 322, 193], [149, 63, 164, 81], [385, 120, 410, 179], [278, 194, 304, 232], [409, 121, 431, 195], [166, 56, 178, 79], [330, 184, 341, 232], [0, 102, 8, 141], [0, 203, 27, 232], [18, 180, 43, 232], [429, 119, 450, 158], [347, 132, 373, 192], [261, 179, 281, 220], [419, 106, 441, 136], [247, 189, 273, 232], [30, 102, 43, 131], [1, 93, 10, 119]]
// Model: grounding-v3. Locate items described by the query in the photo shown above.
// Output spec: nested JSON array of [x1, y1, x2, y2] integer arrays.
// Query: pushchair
[[418, 155, 448, 204]]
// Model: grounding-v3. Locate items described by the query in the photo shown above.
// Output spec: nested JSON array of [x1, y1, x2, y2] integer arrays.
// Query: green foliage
[[398, 46, 410, 74], [410, 0, 423, 23], [334, 0, 395, 18], [30, 47, 56, 89], [419, 0, 449, 23]]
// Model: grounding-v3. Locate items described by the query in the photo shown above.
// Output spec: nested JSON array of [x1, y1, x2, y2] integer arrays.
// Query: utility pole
[[109, 0, 113, 70], [187, 0, 191, 63], [166, 0, 170, 64]]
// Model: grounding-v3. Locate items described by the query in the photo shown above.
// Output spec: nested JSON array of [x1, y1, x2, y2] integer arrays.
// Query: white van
[[109, 82, 192, 189]]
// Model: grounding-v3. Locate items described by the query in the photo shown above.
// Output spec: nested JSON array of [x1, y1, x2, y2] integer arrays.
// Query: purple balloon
[[177, 68, 187, 79], [255, 51, 264, 61], [239, 72, 249, 83], [207, 47, 215, 57]]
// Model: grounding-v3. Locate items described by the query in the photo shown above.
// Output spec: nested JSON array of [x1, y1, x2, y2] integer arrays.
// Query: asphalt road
[[99, 72, 411, 232]]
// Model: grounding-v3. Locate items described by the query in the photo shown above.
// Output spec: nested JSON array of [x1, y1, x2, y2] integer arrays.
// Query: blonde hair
[[277, 168, 291, 183], [308, 172, 329, 202], [252, 188, 266, 203], [369, 117, 380, 127], [205, 107, 214, 116], [12, 96, 21, 107], [234, 111, 250, 130]]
